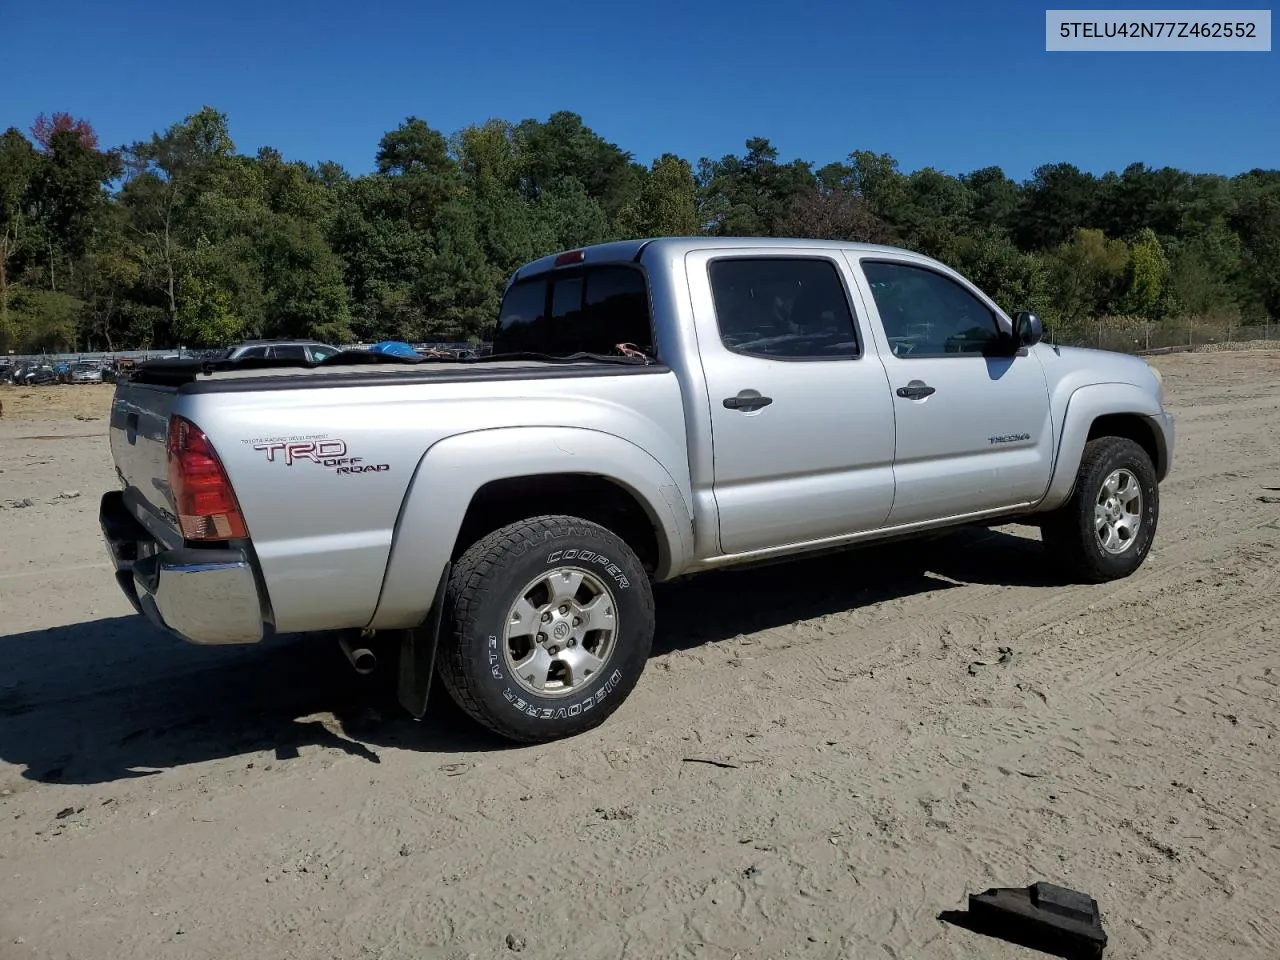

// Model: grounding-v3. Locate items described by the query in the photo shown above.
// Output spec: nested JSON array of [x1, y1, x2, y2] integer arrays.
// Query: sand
[[2, 350, 1279, 960]]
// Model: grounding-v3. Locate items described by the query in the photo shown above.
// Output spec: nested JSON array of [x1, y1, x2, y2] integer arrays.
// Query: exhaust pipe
[[339, 633, 378, 675]]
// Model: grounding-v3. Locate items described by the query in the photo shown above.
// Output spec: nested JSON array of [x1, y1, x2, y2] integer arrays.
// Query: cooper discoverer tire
[[436, 515, 655, 743], [1041, 436, 1159, 583]]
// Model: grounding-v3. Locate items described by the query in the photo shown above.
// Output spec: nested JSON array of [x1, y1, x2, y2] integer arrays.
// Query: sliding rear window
[[494, 265, 653, 357]]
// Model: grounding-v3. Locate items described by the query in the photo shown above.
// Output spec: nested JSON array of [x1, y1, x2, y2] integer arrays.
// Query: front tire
[[1041, 436, 1159, 583], [435, 515, 655, 743]]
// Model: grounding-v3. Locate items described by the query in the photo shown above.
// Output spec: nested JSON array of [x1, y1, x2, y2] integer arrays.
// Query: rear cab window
[[494, 264, 654, 358]]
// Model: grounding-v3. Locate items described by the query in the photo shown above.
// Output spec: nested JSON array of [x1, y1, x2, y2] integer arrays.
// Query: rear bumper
[[100, 490, 265, 645]]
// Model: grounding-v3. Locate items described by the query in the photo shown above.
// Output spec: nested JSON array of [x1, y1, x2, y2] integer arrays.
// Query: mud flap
[[396, 562, 451, 720]]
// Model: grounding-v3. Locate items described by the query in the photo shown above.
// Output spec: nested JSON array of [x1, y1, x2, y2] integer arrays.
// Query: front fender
[[1039, 382, 1168, 510], [367, 426, 694, 630]]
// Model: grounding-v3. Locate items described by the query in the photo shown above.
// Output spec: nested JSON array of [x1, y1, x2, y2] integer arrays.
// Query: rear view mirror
[[1014, 311, 1044, 347]]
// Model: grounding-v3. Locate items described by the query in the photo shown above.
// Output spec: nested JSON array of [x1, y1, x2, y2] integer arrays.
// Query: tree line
[[1, 106, 1276, 354]]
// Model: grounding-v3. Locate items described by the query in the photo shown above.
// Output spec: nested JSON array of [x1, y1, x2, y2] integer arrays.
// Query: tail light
[[166, 415, 248, 540]]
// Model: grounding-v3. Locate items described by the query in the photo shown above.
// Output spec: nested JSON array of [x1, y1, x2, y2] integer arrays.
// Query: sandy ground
[[2, 351, 1279, 960]]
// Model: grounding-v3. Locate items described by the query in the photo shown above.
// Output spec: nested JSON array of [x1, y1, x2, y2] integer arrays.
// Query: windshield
[[494, 264, 653, 357]]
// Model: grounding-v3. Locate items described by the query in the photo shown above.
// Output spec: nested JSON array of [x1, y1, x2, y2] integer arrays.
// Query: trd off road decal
[[245, 436, 390, 475]]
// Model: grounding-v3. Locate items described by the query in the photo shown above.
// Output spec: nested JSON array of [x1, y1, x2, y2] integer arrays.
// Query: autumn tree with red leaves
[[30, 112, 99, 153]]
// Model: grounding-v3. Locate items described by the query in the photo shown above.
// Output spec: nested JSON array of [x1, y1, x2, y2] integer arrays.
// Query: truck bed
[[107, 351, 691, 636], [126, 353, 665, 391]]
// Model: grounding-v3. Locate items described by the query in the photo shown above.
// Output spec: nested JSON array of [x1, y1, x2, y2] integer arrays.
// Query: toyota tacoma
[[100, 237, 1174, 743]]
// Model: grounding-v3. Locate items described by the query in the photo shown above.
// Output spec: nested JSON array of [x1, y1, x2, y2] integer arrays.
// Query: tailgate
[[108, 378, 182, 544]]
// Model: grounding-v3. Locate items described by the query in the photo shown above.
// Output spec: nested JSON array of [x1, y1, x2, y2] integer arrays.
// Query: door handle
[[723, 392, 773, 412], [896, 382, 936, 400]]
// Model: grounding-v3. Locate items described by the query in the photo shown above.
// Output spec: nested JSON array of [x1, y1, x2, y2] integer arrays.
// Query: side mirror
[[1013, 311, 1044, 348]]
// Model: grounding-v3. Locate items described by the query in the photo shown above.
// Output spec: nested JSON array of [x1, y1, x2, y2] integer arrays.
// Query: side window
[[707, 257, 860, 360], [861, 261, 1002, 358], [238, 346, 268, 359], [269, 344, 309, 361], [309, 345, 338, 362]]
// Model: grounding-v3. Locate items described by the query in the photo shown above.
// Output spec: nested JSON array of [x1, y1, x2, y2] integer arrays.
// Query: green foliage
[[1122, 228, 1170, 317], [1044, 228, 1131, 335], [2, 106, 1275, 354], [535, 176, 611, 249], [8, 287, 83, 351], [514, 112, 642, 219], [950, 230, 1052, 320], [1231, 185, 1280, 319], [617, 154, 698, 238], [697, 137, 815, 236], [173, 237, 248, 347]]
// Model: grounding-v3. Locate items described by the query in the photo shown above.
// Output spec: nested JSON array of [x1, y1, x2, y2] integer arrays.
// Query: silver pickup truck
[[100, 237, 1174, 743]]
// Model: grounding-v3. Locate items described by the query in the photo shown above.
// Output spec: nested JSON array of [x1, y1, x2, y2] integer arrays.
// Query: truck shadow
[[0, 525, 1057, 785], [650, 524, 1053, 655]]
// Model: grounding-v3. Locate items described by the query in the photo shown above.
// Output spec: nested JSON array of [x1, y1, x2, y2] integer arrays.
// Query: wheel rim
[[1094, 468, 1143, 555], [501, 566, 618, 699]]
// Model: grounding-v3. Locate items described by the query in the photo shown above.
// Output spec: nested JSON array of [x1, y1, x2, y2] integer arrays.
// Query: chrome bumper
[[100, 491, 265, 645]]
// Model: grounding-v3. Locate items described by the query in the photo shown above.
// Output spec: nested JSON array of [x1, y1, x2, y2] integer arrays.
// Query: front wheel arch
[[1040, 383, 1168, 511], [1086, 413, 1165, 480]]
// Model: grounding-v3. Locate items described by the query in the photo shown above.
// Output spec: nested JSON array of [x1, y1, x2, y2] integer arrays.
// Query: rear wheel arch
[[453, 473, 664, 575], [367, 427, 693, 631]]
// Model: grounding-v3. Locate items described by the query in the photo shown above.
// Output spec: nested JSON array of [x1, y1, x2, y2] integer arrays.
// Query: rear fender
[[1038, 382, 1166, 511], [367, 426, 694, 630]]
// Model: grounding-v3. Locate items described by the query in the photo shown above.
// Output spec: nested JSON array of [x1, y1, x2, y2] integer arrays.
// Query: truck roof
[[510, 236, 919, 282]]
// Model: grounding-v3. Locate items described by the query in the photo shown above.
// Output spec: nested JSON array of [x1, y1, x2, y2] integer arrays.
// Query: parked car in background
[[223, 340, 342, 363], [9, 361, 57, 385], [71, 361, 105, 383]]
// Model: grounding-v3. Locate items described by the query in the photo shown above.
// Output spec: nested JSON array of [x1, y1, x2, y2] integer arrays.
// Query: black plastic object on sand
[[944, 881, 1107, 959]]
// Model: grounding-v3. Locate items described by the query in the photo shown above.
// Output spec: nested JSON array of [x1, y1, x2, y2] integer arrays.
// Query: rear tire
[[1041, 436, 1159, 583], [436, 515, 655, 743]]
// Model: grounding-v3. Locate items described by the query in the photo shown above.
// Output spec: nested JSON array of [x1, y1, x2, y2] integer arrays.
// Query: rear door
[[849, 255, 1054, 526], [685, 247, 898, 556]]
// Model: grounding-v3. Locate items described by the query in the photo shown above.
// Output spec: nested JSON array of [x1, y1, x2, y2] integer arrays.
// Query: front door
[[685, 248, 899, 556], [850, 255, 1055, 527]]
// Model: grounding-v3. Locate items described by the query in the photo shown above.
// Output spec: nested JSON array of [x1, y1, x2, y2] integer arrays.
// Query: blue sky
[[3, 0, 1275, 182]]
